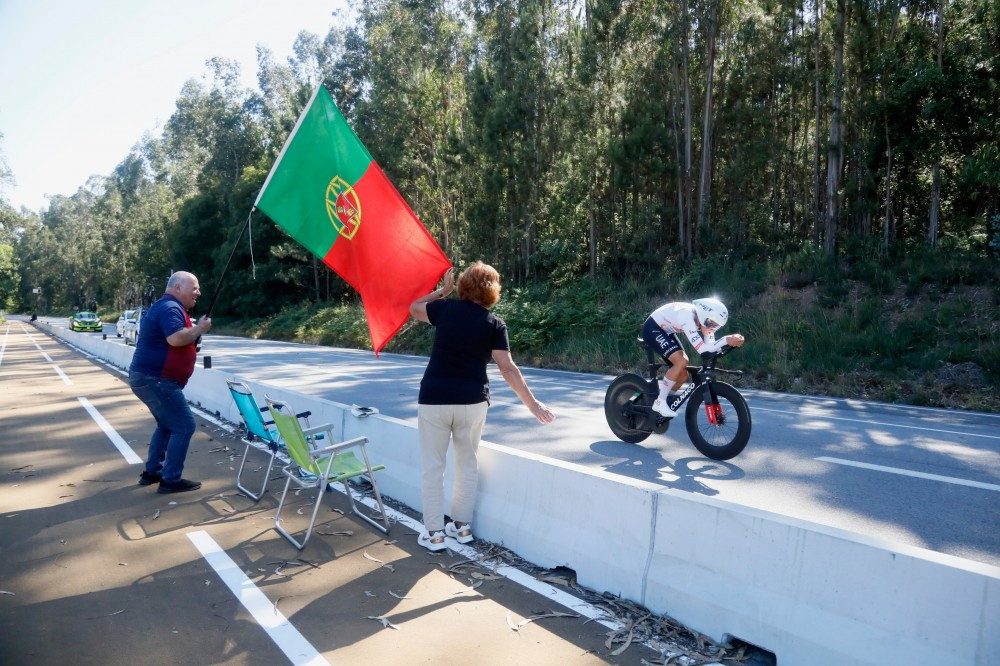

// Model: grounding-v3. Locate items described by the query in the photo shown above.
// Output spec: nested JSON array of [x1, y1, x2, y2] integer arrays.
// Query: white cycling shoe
[[652, 399, 677, 418]]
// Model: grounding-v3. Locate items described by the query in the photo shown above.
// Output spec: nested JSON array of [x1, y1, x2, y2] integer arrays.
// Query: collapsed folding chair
[[226, 379, 312, 501], [266, 396, 390, 549]]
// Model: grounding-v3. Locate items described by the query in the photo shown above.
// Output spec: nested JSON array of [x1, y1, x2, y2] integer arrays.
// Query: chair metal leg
[[274, 456, 337, 550], [343, 446, 390, 533], [235, 442, 275, 501], [341, 479, 390, 534], [274, 475, 308, 550]]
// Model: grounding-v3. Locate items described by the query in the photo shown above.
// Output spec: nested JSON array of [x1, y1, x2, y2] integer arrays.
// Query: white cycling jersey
[[649, 302, 727, 354]]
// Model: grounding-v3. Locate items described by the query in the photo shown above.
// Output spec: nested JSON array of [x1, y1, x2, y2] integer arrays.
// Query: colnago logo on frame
[[325, 175, 362, 240]]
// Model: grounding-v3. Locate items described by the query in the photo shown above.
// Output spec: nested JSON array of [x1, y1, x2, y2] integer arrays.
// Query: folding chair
[[266, 396, 390, 549], [227, 379, 311, 501]]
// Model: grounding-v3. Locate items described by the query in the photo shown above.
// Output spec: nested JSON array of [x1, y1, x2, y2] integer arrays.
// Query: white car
[[123, 308, 143, 346], [116, 309, 135, 337]]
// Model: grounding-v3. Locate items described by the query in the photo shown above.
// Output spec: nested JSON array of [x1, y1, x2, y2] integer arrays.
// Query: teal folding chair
[[227, 379, 313, 501], [266, 396, 390, 549]]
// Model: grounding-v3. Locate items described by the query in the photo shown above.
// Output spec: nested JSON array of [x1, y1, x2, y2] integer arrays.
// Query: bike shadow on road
[[589, 440, 745, 496]]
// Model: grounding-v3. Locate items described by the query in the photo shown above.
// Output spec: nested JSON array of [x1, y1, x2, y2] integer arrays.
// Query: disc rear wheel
[[605, 374, 655, 443]]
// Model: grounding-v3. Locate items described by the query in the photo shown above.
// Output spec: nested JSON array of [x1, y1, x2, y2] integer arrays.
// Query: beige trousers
[[417, 402, 489, 533]]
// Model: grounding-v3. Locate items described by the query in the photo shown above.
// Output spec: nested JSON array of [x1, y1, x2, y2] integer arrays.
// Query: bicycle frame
[[640, 341, 743, 422]]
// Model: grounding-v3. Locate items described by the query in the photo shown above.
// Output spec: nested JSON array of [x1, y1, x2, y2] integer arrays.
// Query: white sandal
[[418, 530, 446, 552], [445, 521, 474, 544]]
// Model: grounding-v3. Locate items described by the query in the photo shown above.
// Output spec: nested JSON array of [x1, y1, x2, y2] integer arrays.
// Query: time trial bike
[[604, 338, 751, 460]]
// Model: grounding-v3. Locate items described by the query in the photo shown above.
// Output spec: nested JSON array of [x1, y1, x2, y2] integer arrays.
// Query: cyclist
[[642, 297, 745, 417]]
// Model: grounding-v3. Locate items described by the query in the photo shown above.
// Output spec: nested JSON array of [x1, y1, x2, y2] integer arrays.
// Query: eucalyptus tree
[[357, 0, 471, 260]]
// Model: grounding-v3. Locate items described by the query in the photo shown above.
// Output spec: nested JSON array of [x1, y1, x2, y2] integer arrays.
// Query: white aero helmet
[[693, 297, 728, 330]]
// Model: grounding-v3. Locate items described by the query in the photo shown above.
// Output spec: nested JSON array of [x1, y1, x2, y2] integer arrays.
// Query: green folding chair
[[266, 396, 390, 549]]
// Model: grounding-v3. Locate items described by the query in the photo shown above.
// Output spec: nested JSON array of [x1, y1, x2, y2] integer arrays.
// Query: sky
[[0, 0, 350, 212]]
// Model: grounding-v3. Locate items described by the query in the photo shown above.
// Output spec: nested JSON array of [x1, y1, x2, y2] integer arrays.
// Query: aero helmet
[[693, 297, 728, 329]]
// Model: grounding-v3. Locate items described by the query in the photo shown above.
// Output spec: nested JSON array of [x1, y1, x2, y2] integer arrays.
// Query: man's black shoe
[[138, 471, 162, 486], [157, 478, 202, 494]]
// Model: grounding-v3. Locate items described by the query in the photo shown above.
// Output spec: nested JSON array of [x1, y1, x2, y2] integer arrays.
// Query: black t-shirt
[[418, 299, 510, 405]]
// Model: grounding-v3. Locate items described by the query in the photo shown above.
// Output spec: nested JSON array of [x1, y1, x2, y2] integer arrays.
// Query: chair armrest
[[302, 423, 334, 437], [295, 410, 312, 419], [258, 405, 269, 413], [310, 436, 370, 456]]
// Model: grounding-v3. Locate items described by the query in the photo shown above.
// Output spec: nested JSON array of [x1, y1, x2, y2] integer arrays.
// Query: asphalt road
[[45, 315, 1000, 567], [2, 317, 662, 665]]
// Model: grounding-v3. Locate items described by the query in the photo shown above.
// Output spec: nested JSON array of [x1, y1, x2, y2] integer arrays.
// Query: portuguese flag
[[254, 85, 451, 354]]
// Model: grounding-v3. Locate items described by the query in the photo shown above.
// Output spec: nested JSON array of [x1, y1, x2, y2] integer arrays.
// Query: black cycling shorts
[[642, 317, 683, 362]]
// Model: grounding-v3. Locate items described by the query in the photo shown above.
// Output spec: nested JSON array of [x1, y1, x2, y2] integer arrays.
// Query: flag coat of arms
[[255, 85, 451, 354]]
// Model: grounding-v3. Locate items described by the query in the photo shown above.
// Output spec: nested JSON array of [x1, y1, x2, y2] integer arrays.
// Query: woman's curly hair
[[457, 261, 502, 308]]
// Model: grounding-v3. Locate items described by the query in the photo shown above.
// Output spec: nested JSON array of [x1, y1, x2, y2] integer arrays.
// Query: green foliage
[[0, 242, 19, 311], [225, 245, 998, 410], [8, 0, 1000, 410]]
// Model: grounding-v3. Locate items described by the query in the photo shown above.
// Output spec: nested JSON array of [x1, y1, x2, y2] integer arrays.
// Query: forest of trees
[[0, 0, 997, 319]]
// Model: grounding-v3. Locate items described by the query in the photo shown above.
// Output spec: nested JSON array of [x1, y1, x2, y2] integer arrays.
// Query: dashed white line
[[816, 457, 1000, 492], [77, 397, 142, 464], [52, 365, 73, 385], [187, 530, 329, 666], [754, 405, 1000, 440]]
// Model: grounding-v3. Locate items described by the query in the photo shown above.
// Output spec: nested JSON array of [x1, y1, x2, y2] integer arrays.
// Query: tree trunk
[[824, 0, 845, 255], [682, 0, 694, 256], [671, 58, 688, 257], [309, 254, 321, 301], [883, 128, 893, 250], [589, 192, 597, 277], [881, 4, 900, 252], [813, 0, 823, 245], [928, 163, 940, 247], [697, 0, 720, 234], [928, 0, 945, 248]]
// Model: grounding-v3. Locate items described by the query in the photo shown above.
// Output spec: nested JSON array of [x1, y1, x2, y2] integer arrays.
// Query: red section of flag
[[324, 161, 451, 354]]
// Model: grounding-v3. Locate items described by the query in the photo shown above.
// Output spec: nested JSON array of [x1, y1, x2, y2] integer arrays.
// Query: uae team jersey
[[129, 294, 197, 387], [649, 302, 727, 354]]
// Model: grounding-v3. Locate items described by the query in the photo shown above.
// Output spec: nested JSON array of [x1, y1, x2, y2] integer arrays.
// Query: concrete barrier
[[643, 489, 1000, 665], [37, 320, 1000, 665]]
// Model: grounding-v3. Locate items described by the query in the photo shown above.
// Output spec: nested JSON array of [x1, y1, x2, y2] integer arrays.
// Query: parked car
[[123, 308, 142, 346], [116, 309, 135, 337], [69, 311, 102, 332]]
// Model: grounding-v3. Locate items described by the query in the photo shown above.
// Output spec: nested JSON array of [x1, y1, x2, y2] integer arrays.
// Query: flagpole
[[202, 210, 253, 318]]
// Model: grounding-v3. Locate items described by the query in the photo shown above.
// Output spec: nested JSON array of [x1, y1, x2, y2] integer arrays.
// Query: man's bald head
[[166, 271, 202, 310]]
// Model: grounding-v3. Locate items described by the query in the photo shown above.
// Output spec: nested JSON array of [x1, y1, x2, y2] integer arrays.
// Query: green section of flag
[[255, 87, 373, 257]]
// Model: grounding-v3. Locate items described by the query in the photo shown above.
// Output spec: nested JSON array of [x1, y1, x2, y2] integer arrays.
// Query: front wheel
[[604, 373, 655, 444], [684, 382, 751, 460]]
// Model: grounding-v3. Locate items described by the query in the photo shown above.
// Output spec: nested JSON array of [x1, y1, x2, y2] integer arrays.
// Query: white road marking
[[52, 365, 73, 385], [754, 405, 1000, 440], [77, 397, 142, 464], [186, 530, 329, 666], [816, 456, 1000, 492], [17, 322, 44, 350], [42, 352, 53, 362]]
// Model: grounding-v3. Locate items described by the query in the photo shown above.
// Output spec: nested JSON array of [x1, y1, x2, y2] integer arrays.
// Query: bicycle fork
[[702, 383, 724, 425]]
